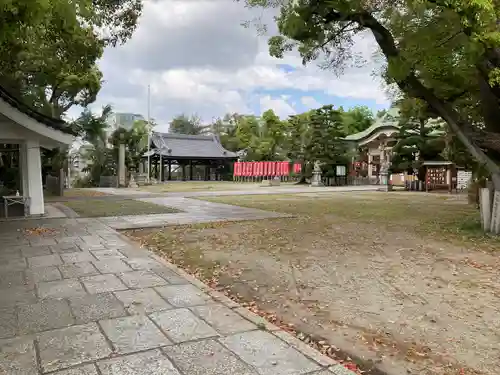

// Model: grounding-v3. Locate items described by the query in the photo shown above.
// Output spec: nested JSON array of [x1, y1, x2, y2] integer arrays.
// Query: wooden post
[[168, 160, 172, 181], [159, 153, 163, 182], [189, 160, 193, 180]]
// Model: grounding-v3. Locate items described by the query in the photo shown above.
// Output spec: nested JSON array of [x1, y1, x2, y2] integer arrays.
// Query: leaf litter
[[124, 193, 498, 375]]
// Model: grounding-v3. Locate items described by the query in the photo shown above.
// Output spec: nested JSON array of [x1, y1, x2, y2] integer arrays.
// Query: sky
[[77, 0, 392, 132]]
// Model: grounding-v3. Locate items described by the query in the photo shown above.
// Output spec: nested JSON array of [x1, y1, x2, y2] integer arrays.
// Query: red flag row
[[234, 162, 296, 177], [293, 163, 302, 174]]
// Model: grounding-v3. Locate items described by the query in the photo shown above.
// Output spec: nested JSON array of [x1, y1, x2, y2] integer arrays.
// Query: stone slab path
[[98, 197, 291, 230], [0, 218, 354, 375]]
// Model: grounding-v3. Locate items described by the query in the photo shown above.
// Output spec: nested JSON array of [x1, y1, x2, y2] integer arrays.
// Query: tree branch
[[315, 7, 500, 182]]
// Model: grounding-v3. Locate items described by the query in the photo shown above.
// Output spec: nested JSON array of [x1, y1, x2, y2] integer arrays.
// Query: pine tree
[[305, 105, 348, 176], [391, 98, 445, 180]]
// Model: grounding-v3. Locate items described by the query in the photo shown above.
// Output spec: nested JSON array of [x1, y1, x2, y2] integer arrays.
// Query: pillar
[[189, 160, 193, 180], [21, 140, 44, 215], [168, 160, 172, 181], [19, 142, 29, 196], [159, 154, 163, 182], [118, 143, 126, 187], [368, 152, 373, 178]]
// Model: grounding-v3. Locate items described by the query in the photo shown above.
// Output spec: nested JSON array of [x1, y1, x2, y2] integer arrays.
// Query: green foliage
[[0, 0, 141, 117], [391, 98, 445, 177], [254, 109, 287, 160], [306, 105, 348, 176], [73, 105, 114, 186], [243, 0, 500, 188], [340, 106, 374, 135], [169, 114, 210, 135], [109, 120, 151, 172]]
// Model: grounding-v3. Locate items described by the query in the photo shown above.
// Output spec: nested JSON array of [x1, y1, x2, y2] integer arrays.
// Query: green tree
[[109, 120, 151, 172], [0, 0, 141, 117], [244, 0, 500, 189], [305, 105, 347, 176], [341, 106, 374, 135], [169, 114, 209, 135], [73, 105, 114, 185], [235, 115, 261, 157], [211, 113, 244, 151], [390, 98, 445, 180], [286, 111, 312, 182]]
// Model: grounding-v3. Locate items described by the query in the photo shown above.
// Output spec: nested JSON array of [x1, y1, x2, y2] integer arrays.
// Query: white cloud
[[259, 95, 296, 118], [88, 0, 390, 125], [300, 96, 321, 109]]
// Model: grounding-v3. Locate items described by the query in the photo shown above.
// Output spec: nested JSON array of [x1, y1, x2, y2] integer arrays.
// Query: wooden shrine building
[[144, 132, 238, 181]]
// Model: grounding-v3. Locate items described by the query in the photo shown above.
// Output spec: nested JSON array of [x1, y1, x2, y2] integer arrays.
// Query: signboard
[[336, 165, 346, 176]]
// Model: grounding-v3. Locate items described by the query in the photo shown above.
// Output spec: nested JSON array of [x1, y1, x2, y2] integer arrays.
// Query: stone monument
[[378, 143, 392, 192], [310, 160, 323, 187], [128, 173, 138, 188]]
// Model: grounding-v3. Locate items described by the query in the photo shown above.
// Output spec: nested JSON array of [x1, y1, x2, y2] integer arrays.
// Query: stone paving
[[98, 197, 291, 230], [0, 218, 355, 375]]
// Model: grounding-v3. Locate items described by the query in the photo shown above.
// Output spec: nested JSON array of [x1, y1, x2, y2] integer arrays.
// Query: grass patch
[[199, 192, 498, 246], [45, 188, 109, 202], [61, 198, 180, 217]]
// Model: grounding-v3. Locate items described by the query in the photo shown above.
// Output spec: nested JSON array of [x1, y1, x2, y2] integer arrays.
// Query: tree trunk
[[358, 13, 500, 190]]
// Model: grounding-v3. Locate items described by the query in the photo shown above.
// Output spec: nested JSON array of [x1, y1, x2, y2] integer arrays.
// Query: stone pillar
[[21, 140, 44, 215], [19, 142, 29, 196], [118, 143, 126, 187], [480, 187, 494, 231], [490, 190, 500, 234]]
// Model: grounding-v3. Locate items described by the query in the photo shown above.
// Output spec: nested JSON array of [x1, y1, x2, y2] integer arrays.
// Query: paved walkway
[[0, 218, 354, 375], [98, 197, 291, 230]]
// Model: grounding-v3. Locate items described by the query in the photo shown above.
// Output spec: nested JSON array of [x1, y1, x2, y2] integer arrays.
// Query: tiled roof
[[344, 107, 400, 141], [149, 132, 238, 159], [344, 106, 445, 142], [0, 85, 77, 135]]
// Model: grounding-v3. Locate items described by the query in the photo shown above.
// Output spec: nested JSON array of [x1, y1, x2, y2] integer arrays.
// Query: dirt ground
[[125, 192, 500, 375]]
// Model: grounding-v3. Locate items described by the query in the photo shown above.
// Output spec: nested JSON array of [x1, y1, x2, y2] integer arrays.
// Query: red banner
[[256, 162, 263, 176], [293, 163, 302, 174], [279, 162, 287, 176], [245, 162, 251, 177], [233, 162, 240, 176]]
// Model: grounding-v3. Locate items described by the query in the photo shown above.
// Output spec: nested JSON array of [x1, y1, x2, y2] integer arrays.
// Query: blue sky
[[89, 0, 391, 130]]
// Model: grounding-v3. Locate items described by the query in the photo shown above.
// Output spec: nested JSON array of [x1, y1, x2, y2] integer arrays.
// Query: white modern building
[[107, 112, 145, 132], [0, 86, 74, 215]]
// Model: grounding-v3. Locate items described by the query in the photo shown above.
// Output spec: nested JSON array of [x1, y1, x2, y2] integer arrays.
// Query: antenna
[[147, 84, 151, 182]]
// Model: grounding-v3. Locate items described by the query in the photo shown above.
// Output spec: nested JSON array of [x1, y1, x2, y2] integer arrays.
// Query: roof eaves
[[0, 85, 77, 136]]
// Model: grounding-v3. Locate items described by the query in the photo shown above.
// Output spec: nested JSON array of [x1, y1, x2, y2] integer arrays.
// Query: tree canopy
[[0, 0, 142, 118], [169, 114, 210, 135], [243, 0, 500, 188]]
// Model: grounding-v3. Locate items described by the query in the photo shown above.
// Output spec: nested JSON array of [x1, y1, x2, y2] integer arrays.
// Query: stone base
[[310, 172, 323, 187], [260, 178, 281, 187], [128, 176, 138, 188], [377, 185, 392, 192]]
